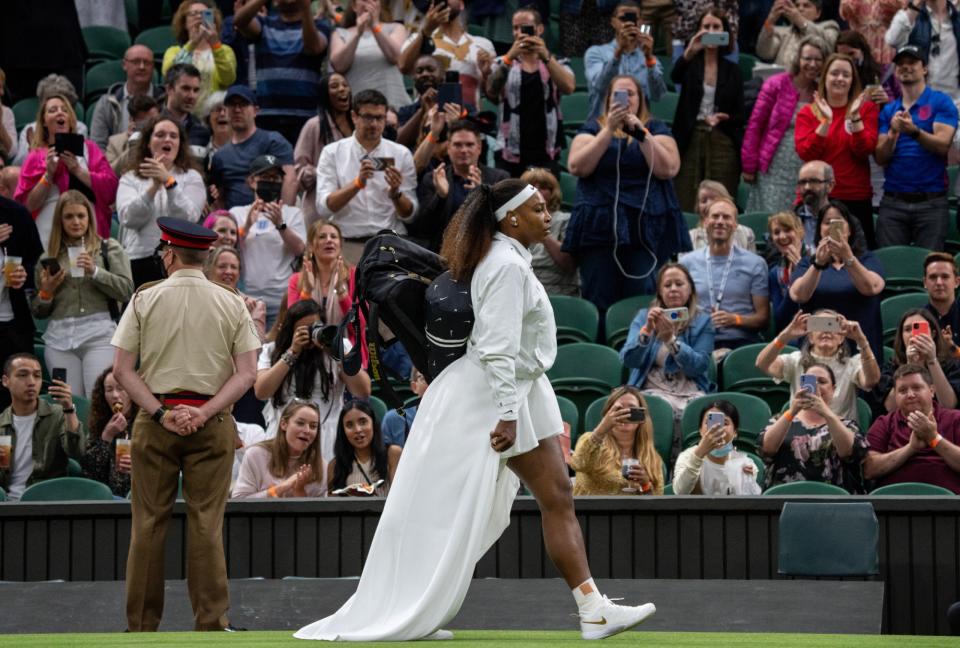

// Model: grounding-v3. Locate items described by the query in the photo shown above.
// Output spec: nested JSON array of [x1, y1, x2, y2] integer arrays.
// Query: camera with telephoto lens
[[310, 322, 339, 348]]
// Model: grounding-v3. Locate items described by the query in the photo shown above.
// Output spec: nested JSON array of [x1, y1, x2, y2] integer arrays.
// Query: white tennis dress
[[295, 233, 564, 641]]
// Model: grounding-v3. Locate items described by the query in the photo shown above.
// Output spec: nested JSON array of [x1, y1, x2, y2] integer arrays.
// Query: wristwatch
[[276, 221, 288, 231], [843, 256, 854, 267], [152, 406, 167, 424], [812, 259, 829, 271]]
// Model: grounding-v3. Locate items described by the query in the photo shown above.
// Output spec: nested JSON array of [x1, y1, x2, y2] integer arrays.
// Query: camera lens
[[310, 322, 339, 347]]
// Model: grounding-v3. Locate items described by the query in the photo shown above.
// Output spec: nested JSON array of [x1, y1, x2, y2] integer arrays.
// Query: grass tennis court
[[0, 631, 956, 647]]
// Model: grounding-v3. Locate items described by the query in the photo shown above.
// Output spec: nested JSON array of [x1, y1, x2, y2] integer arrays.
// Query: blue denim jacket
[[619, 308, 716, 392], [909, 4, 960, 84]]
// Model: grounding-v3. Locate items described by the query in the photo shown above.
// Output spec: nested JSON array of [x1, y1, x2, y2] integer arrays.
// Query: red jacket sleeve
[[794, 104, 825, 161], [288, 272, 302, 307]]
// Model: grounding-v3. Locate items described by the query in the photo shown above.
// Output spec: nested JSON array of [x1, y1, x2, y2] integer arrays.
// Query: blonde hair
[[203, 245, 242, 279], [32, 95, 78, 149], [594, 386, 664, 494], [298, 220, 351, 297], [696, 180, 733, 219], [259, 401, 323, 484], [520, 167, 562, 212], [47, 190, 101, 257], [767, 211, 803, 236], [172, 0, 223, 44]]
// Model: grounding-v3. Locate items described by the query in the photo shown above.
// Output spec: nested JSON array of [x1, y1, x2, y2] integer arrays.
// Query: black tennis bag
[[334, 231, 473, 411]]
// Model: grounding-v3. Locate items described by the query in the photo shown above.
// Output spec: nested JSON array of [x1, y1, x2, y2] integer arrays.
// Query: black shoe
[[223, 623, 248, 632]]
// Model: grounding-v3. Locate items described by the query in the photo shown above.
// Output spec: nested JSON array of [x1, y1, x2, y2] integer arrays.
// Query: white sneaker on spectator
[[579, 597, 656, 640]]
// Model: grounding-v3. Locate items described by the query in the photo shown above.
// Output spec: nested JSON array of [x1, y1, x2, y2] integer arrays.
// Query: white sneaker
[[579, 597, 656, 640], [419, 629, 454, 640]]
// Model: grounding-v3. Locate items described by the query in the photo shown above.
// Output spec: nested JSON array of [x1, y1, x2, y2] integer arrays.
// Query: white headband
[[494, 184, 539, 221]]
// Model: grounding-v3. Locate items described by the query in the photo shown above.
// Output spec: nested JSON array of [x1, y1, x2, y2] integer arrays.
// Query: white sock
[[572, 578, 604, 614]]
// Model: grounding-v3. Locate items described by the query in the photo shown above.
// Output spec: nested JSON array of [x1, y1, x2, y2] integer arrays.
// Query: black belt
[[153, 392, 212, 406], [885, 191, 947, 203]]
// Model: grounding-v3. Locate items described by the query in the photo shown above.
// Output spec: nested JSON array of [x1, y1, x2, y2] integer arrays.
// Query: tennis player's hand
[[490, 420, 516, 452]]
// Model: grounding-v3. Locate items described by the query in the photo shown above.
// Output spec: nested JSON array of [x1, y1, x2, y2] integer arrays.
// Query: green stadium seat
[[85, 60, 127, 103], [870, 482, 955, 495], [82, 26, 132, 63], [857, 397, 873, 436], [736, 180, 751, 212], [683, 211, 700, 230], [67, 458, 84, 477], [548, 343, 623, 429], [12, 98, 39, 131], [662, 483, 674, 495], [604, 294, 653, 350], [680, 392, 771, 451], [880, 292, 929, 346], [777, 502, 878, 576], [719, 343, 796, 413], [33, 343, 50, 384], [134, 25, 176, 63], [648, 91, 678, 125], [744, 451, 766, 486], [559, 171, 577, 208], [124, 0, 140, 34], [738, 53, 758, 83], [763, 481, 848, 496], [367, 395, 387, 424], [550, 295, 599, 344], [20, 476, 115, 501], [655, 55, 674, 91], [737, 211, 771, 252], [569, 56, 587, 91], [0, 487, 6, 501], [555, 395, 580, 446], [560, 91, 590, 131], [874, 245, 931, 296]]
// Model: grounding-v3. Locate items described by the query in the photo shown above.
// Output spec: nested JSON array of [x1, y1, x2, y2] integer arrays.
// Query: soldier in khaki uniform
[[111, 217, 260, 632]]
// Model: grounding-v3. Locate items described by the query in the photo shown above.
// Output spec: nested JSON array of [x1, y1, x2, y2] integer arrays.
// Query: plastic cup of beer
[[115, 437, 131, 467], [3, 255, 21, 286], [67, 246, 85, 278], [0, 435, 11, 470]]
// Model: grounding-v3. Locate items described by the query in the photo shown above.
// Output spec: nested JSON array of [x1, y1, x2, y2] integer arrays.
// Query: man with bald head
[[89, 44, 165, 149], [793, 160, 835, 251]]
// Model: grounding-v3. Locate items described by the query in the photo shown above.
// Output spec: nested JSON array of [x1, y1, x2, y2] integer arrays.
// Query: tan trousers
[[125, 410, 235, 632]]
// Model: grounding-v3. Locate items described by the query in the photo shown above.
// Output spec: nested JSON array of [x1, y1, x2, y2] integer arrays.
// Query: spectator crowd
[[3, 0, 960, 503]]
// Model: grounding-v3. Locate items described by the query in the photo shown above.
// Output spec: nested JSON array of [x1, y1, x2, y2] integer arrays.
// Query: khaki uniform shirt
[[111, 268, 261, 395]]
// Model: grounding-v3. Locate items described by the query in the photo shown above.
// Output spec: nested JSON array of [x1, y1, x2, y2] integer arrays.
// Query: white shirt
[[229, 204, 306, 309], [672, 447, 762, 495], [9, 412, 37, 500], [774, 351, 866, 421], [467, 233, 557, 420], [116, 168, 207, 260], [886, 9, 960, 101], [315, 135, 418, 238]]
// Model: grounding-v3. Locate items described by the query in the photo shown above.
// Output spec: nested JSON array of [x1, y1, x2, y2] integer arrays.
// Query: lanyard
[[704, 246, 735, 311]]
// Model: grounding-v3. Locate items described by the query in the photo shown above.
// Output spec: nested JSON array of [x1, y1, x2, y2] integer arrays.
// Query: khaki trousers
[[125, 410, 235, 631]]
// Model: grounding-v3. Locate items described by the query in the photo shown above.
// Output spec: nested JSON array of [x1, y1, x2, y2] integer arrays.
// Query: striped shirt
[[254, 15, 332, 118]]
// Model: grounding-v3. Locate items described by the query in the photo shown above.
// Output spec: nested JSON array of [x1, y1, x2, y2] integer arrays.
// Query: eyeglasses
[[799, 56, 823, 64], [356, 113, 386, 123], [932, 34, 941, 58], [797, 178, 827, 187], [124, 58, 153, 67]]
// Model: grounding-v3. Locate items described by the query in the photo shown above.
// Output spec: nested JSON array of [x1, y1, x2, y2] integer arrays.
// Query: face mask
[[710, 441, 734, 458]]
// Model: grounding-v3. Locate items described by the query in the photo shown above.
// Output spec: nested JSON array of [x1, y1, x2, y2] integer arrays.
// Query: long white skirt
[[294, 355, 563, 641]]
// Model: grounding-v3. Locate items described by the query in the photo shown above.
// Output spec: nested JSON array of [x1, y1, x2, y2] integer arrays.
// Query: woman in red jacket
[[795, 53, 878, 248]]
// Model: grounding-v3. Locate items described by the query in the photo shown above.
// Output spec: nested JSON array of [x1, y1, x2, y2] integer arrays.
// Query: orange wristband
[[426, 132, 438, 144], [502, 54, 512, 66], [735, 314, 743, 326], [38, 290, 53, 300], [645, 56, 657, 68], [212, 41, 222, 50], [783, 411, 794, 422], [930, 434, 943, 449], [39, 175, 50, 187], [773, 339, 785, 349], [372, 24, 382, 33], [299, 290, 310, 300], [268, 485, 279, 498], [640, 481, 652, 493], [354, 176, 366, 190]]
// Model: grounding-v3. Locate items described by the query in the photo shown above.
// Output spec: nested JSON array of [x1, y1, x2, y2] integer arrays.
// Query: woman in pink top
[[232, 400, 326, 498], [15, 94, 118, 248], [795, 53, 879, 247], [742, 36, 828, 213], [839, 0, 901, 65]]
